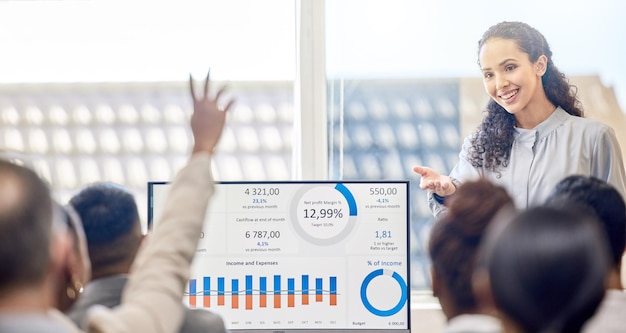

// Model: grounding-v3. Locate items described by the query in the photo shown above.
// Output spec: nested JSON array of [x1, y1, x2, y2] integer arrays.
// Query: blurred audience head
[[0, 159, 54, 294], [69, 182, 142, 279], [476, 205, 610, 333], [546, 175, 626, 270], [428, 178, 513, 319], [0, 159, 75, 310]]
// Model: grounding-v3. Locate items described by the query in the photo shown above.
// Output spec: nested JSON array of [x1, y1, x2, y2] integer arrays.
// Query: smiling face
[[479, 38, 549, 118]]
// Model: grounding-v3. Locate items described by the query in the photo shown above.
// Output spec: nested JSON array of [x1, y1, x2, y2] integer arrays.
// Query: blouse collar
[[515, 107, 569, 144]]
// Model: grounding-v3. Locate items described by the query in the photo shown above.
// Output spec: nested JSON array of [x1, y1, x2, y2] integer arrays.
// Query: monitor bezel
[[147, 180, 412, 332]]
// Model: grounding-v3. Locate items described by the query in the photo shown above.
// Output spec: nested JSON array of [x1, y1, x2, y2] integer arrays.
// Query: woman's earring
[[66, 275, 84, 300]]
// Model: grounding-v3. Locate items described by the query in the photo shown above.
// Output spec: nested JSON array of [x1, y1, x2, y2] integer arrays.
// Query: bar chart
[[186, 274, 338, 310]]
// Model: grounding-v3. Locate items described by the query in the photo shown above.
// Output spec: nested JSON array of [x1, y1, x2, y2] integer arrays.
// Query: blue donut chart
[[334, 183, 357, 216], [290, 183, 358, 245], [360, 269, 408, 317]]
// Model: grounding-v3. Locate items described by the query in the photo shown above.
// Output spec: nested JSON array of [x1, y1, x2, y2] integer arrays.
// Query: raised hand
[[188, 70, 235, 155], [412, 165, 456, 197]]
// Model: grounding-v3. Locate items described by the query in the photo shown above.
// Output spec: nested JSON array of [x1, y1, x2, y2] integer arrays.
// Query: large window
[[0, 0, 297, 230], [324, 0, 626, 293]]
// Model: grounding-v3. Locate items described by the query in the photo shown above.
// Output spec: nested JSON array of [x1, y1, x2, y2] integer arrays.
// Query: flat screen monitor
[[148, 180, 411, 333]]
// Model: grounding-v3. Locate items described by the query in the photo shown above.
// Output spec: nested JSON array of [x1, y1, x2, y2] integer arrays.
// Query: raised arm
[[86, 71, 233, 333], [189, 70, 234, 155]]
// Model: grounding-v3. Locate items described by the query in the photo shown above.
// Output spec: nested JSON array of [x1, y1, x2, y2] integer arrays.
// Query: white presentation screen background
[[148, 181, 411, 333]]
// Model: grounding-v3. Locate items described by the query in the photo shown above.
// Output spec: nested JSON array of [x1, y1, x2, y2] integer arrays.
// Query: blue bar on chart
[[260, 276, 267, 308], [315, 277, 323, 302], [232, 279, 239, 309], [302, 275, 309, 305], [218, 277, 225, 305], [203, 277, 210, 307], [330, 276, 337, 305], [189, 279, 197, 307], [245, 275, 253, 310], [288, 278, 295, 307], [187, 274, 338, 309], [273, 275, 281, 308]]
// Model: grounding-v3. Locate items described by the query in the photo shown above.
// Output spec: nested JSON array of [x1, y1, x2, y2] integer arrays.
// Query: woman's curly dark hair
[[469, 21, 584, 172]]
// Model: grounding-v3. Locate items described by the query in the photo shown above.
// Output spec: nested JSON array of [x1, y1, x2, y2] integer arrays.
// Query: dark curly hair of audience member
[[480, 205, 609, 333], [546, 175, 626, 267], [469, 21, 584, 172], [428, 179, 513, 318]]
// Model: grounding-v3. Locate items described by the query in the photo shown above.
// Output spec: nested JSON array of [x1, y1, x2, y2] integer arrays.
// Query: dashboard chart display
[[148, 181, 410, 332]]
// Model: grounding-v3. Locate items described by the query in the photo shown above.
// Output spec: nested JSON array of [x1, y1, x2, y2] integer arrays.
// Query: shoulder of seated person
[[182, 308, 226, 332]]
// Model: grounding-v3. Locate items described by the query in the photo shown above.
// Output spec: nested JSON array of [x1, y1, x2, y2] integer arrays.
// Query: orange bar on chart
[[203, 277, 211, 308], [274, 294, 281, 308], [287, 278, 295, 308], [232, 280, 240, 308], [232, 295, 239, 309], [245, 275, 253, 310], [302, 294, 309, 305], [316, 294, 323, 302], [260, 276, 267, 308], [330, 276, 337, 306], [218, 295, 225, 306], [273, 275, 281, 308]]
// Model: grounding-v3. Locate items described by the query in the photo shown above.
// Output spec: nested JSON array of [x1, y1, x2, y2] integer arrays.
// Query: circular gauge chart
[[290, 183, 358, 245], [360, 268, 407, 317]]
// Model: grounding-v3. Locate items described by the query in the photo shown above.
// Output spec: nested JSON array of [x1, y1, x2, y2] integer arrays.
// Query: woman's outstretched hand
[[189, 70, 235, 155], [413, 165, 456, 197]]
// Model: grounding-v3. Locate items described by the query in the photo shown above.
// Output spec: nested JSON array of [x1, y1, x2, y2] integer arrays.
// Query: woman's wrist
[[433, 192, 448, 204], [433, 178, 460, 205]]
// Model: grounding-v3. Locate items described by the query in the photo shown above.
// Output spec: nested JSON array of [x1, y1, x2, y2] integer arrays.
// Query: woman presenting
[[414, 21, 626, 217]]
